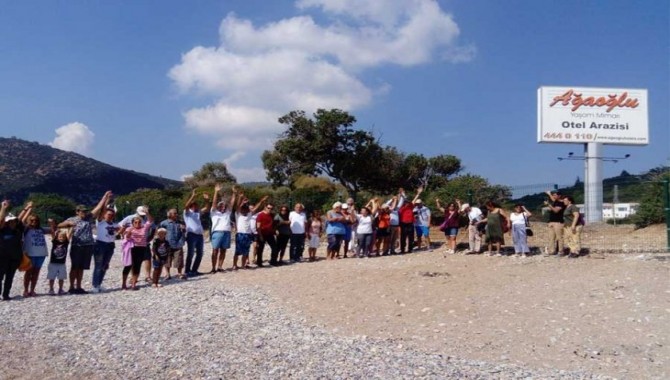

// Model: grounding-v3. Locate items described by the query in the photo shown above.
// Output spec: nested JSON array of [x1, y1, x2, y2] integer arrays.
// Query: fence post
[[664, 179, 670, 252]]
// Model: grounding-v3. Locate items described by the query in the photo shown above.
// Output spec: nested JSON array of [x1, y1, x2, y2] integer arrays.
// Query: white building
[[576, 203, 639, 219]]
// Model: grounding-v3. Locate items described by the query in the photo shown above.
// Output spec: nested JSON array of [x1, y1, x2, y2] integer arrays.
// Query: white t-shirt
[[183, 210, 204, 235], [356, 215, 373, 234], [236, 212, 253, 234], [509, 212, 527, 226], [413, 206, 431, 227], [468, 207, 483, 224], [211, 209, 232, 232], [96, 220, 119, 243], [289, 211, 306, 234], [23, 228, 48, 257]]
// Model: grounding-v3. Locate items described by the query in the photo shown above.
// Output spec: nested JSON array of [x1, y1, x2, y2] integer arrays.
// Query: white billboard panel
[[537, 86, 648, 145]]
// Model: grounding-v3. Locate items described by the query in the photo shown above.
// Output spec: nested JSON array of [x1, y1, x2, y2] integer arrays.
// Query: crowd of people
[[0, 186, 584, 300]]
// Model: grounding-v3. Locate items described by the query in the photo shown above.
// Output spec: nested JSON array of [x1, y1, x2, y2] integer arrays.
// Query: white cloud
[[223, 151, 246, 166], [169, 0, 473, 170], [229, 166, 267, 183], [49, 122, 95, 155]]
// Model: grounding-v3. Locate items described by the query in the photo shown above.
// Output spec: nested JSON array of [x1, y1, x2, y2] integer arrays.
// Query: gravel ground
[[2, 222, 666, 379], [0, 273, 602, 380], [1, 247, 608, 379]]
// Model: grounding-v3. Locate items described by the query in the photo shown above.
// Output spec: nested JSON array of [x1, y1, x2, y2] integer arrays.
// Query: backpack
[[577, 212, 586, 226]]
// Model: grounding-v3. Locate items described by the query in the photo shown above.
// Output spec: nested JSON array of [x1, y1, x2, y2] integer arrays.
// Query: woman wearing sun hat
[[0, 200, 31, 300]]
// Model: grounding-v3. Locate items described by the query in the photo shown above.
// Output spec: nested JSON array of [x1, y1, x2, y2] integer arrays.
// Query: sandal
[[165, 275, 172, 281]]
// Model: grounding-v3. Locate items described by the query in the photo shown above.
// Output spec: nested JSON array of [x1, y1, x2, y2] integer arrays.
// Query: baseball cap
[[136, 206, 147, 216], [4, 213, 17, 222], [460, 203, 470, 212]]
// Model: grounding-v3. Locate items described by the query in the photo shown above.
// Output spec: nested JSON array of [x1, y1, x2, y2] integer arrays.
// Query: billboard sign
[[537, 86, 648, 145]]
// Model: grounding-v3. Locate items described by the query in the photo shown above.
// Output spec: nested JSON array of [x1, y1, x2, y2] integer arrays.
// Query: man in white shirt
[[92, 207, 121, 292], [460, 202, 483, 254], [288, 203, 307, 262], [183, 189, 210, 276], [209, 184, 236, 273], [413, 199, 432, 250]]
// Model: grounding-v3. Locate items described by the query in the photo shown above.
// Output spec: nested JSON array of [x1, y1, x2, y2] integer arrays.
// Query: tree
[[184, 162, 237, 189], [262, 109, 384, 195], [432, 174, 512, 208], [115, 188, 187, 219], [23, 193, 77, 223], [632, 166, 669, 229]]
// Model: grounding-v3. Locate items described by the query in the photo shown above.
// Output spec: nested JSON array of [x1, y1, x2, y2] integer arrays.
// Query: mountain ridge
[[0, 137, 181, 204]]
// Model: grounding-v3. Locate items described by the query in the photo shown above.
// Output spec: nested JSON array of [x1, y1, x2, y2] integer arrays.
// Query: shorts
[[235, 233, 252, 256], [47, 263, 67, 280], [415, 226, 430, 237], [70, 245, 94, 270], [344, 226, 352, 241], [142, 246, 151, 261], [309, 235, 320, 249], [327, 234, 343, 251], [444, 227, 459, 237], [29, 256, 46, 269], [376, 227, 390, 237], [211, 231, 232, 250], [152, 257, 168, 269], [169, 248, 184, 268]]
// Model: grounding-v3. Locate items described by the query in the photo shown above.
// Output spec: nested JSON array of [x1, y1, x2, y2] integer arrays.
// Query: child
[[47, 222, 69, 296], [151, 228, 170, 288]]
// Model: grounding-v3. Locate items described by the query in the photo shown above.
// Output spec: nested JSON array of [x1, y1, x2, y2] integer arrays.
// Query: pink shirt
[[126, 221, 152, 247]]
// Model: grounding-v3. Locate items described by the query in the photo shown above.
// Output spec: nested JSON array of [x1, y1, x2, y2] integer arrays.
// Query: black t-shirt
[[152, 238, 170, 260], [50, 239, 69, 264], [548, 200, 566, 223], [0, 223, 24, 260]]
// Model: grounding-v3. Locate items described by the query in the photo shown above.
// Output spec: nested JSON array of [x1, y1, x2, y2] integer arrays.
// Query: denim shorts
[[415, 226, 430, 237], [29, 256, 46, 269], [235, 233, 252, 256], [444, 227, 459, 237], [152, 257, 168, 269], [211, 231, 231, 249]]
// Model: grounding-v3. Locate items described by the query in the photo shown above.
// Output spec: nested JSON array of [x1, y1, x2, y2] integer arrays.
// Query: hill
[[511, 167, 667, 211], [0, 137, 181, 204]]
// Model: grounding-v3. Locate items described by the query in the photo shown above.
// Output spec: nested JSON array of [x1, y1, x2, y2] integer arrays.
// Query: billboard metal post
[[584, 143, 604, 223]]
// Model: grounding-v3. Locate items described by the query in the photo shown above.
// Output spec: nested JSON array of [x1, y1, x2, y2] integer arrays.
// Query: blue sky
[[0, 0, 668, 187]]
